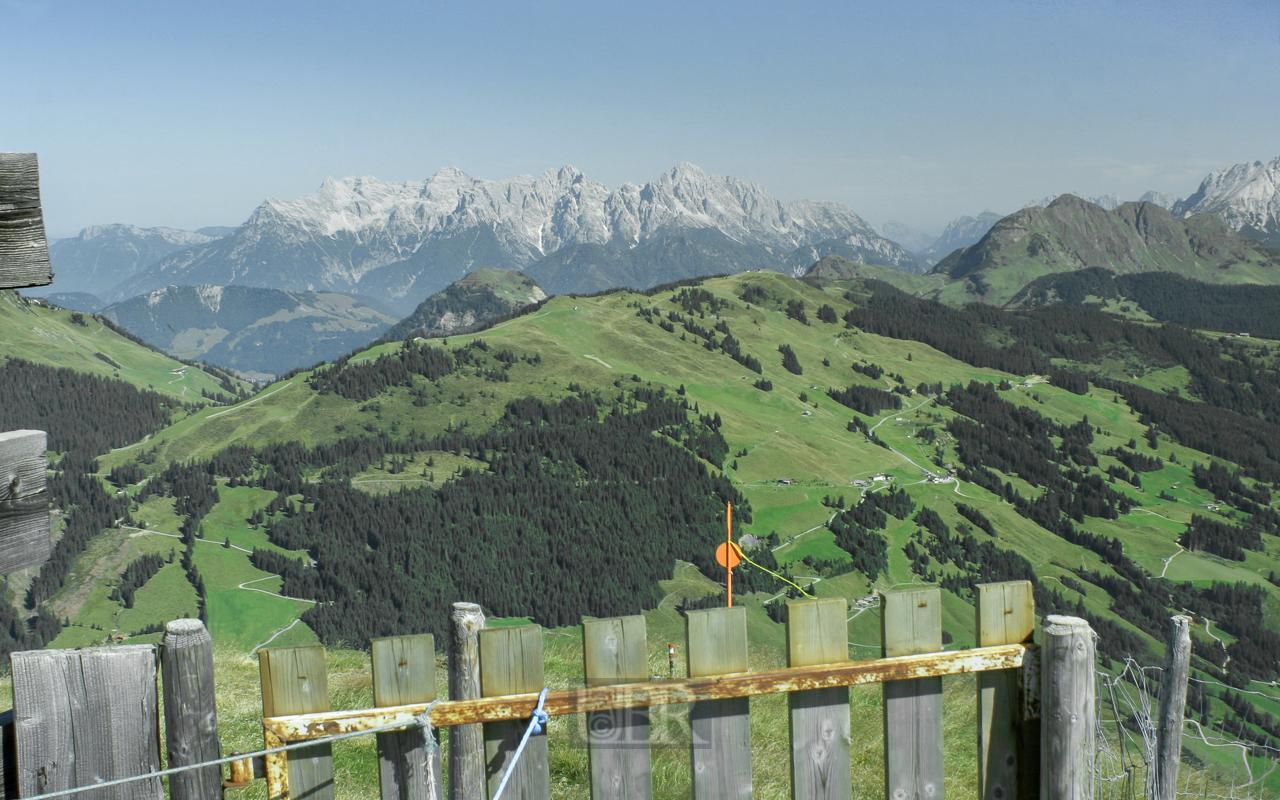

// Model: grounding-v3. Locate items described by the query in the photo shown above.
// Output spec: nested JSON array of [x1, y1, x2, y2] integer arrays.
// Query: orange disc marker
[[715, 541, 743, 568]]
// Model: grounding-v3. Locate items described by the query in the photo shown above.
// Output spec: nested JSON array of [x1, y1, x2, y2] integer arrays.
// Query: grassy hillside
[[19, 270, 1280, 794], [1, 290, 245, 403]]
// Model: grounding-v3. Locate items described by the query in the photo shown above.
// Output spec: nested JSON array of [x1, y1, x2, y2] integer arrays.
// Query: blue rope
[[491, 688, 550, 800]]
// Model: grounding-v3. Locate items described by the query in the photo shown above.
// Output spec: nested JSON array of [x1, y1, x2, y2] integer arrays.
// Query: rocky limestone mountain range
[[1173, 156, 1280, 248], [102, 163, 921, 312], [40, 224, 228, 300]]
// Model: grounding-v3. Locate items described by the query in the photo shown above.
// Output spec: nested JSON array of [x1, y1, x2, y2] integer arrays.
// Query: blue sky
[[5, 0, 1279, 238]]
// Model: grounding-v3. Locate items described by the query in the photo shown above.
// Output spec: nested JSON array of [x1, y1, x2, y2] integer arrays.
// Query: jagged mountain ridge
[[40, 224, 228, 299], [915, 211, 1005, 266], [100, 285, 397, 379], [1173, 156, 1280, 248], [104, 163, 920, 310]]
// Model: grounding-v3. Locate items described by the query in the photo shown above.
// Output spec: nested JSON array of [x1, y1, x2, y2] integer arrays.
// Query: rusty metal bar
[[264, 729, 289, 800], [263, 642, 1032, 743]]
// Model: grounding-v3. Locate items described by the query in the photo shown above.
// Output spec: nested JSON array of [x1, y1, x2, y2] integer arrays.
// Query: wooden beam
[[583, 615, 650, 800], [263, 643, 1033, 739], [448, 603, 485, 800], [0, 430, 50, 574], [371, 634, 441, 800], [881, 587, 944, 800], [786, 597, 850, 800], [161, 619, 221, 800], [480, 625, 549, 800], [686, 605, 751, 799], [0, 153, 53, 290], [976, 581, 1036, 800], [1040, 616, 1095, 800], [1153, 616, 1192, 800], [260, 645, 333, 800], [11, 645, 162, 799]]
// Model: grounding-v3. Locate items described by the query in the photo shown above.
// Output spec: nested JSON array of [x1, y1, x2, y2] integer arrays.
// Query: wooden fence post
[[480, 624, 549, 800], [881, 587, 944, 800], [583, 615, 651, 800], [371, 634, 442, 800], [0, 153, 54, 289], [686, 605, 751, 800], [786, 597, 850, 800], [0, 709, 15, 800], [976, 581, 1036, 800], [0, 429, 51, 573], [1040, 616, 1095, 800], [449, 602, 486, 800], [161, 619, 221, 800], [11, 644, 162, 799], [260, 645, 334, 800], [1152, 616, 1191, 800]]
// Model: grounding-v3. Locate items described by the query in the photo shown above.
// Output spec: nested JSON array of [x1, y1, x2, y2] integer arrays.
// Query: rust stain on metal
[[223, 754, 261, 789], [262, 643, 1032, 744], [263, 729, 289, 800]]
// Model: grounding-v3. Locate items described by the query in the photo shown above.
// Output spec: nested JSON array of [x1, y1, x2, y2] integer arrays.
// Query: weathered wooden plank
[[260, 645, 334, 800], [583, 615, 650, 800], [480, 624, 549, 800], [1040, 616, 1095, 800], [161, 619, 221, 800], [0, 429, 50, 573], [449, 602, 486, 800], [786, 597, 850, 800], [371, 634, 441, 800], [0, 154, 53, 289], [1153, 616, 1191, 800], [12, 645, 162, 800], [686, 605, 751, 800], [881, 587, 944, 800], [976, 581, 1036, 800], [264, 642, 1034, 736]]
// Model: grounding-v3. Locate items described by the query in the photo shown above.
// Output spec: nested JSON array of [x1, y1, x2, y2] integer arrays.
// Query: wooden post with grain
[[1152, 615, 1192, 800], [1039, 615, 1095, 800], [161, 619, 221, 800], [975, 580, 1036, 800], [786, 597, 851, 800], [260, 645, 335, 800], [583, 615, 651, 800], [448, 602, 486, 800], [11, 645, 163, 799], [0, 430, 51, 574], [0, 153, 54, 290], [881, 587, 944, 800], [371, 634, 442, 800], [686, 605, 752, 800], [480, 624, 550, 800]]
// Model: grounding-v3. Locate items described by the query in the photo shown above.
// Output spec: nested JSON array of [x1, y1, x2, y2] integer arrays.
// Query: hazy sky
[[5, 0, 1279, 239]]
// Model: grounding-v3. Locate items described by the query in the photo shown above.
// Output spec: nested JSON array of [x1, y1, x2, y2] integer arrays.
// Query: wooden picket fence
[[0, 581, 1130, 800]]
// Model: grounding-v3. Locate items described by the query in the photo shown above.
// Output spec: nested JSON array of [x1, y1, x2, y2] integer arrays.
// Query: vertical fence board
[[450, 603, 487, 800], [0, 709, 15, 800], [881, 587, 944, 800], [1040, 616, 1095, 800], [976, 581, 1035, 800], [1153, 616, 1191, 800], [372, 634, 442, 800], [0, 153, 54, 289], [260, 645, 334, 800], [161, 619, 221, 800], [584, 616, 651, 800], [686, 605, 751, 800], [12, 645, 162, 800], [480, 624, 549, 800], [0, 429, 51, 573], [786, 597, 851, 800]]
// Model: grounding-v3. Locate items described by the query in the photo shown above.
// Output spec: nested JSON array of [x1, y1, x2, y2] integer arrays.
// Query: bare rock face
[[1173, 156, 1280, 247], [102, 164, 918, 308]]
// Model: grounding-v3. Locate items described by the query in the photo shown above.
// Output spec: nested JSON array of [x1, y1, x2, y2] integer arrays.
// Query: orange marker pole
[[727, 501, 733, 608]]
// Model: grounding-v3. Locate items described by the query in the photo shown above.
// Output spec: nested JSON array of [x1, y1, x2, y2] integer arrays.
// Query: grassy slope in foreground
[[0, 290, 244, 403]]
